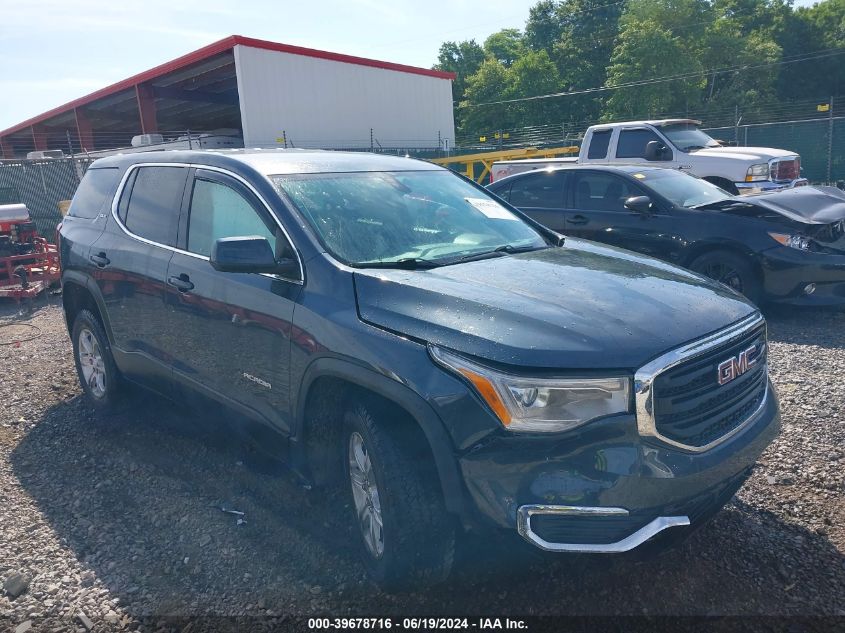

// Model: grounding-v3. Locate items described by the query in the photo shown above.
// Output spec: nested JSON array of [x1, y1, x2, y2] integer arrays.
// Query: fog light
[[804, 283, 816, 295]]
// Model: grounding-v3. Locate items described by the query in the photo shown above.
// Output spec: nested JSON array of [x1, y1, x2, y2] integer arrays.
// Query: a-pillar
[[135, 83, 158, 134]]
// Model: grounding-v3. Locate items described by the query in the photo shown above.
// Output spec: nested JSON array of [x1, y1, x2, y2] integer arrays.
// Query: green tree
[[483, 29, 526, 66], [434, 39, 486, 104], [604, 19, 705, 119], [525, 0, 563, 52], [553, 0, 627, 124], [510, 50, 563, 126], [460, 59, 517, 136], [777, 0, 845, 100]]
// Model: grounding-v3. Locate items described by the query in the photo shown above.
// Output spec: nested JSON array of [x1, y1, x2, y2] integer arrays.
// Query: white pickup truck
[[491, 119, 807, 195]]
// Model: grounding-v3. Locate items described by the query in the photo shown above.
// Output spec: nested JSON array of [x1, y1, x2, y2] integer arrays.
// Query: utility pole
[[66, 130, 81, 183], [370, 128, 374, 152], [734, 105, 740, 145], [827, 96, 834, 184]]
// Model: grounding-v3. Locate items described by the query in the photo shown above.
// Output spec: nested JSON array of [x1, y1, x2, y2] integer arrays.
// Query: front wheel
[[689, 250, 762, 304], [343, 401, 455, 591]]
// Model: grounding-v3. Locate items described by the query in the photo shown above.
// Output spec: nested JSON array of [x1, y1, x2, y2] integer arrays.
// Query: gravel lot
[[1, 296, 843, 631]]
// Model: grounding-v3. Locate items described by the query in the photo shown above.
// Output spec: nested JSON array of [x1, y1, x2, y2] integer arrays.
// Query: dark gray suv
[[59, 150, 780, 589]]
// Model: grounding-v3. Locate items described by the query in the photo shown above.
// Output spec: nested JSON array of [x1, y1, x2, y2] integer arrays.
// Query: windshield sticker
[[465, 197, 518, 220], [633, 173, 646, 179]]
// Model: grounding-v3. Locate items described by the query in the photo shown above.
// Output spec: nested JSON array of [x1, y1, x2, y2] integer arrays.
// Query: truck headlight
[[745, 163, 770, 182], [768, 232, 811, 251], [429, 346, 631, 432]]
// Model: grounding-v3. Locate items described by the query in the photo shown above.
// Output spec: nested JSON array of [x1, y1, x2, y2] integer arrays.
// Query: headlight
[[429, 345, 631, 433], [768, 232, 811, 251], [745, 163, 770, 182]]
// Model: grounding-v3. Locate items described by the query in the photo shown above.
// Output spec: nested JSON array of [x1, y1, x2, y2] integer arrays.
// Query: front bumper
[[458, 382, 780, 552], [759, 245, 845, 305], [735, 178, 808, 194]]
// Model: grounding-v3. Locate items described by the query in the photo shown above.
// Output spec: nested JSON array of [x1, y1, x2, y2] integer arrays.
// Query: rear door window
[[68, 168, 120, 219], [616, 129, 663, 159], [508, 171, 566, 208], [122, 166, 188, 246], [571, 172, 641, 212]]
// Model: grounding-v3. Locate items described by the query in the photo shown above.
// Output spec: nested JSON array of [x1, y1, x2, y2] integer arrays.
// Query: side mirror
[[210, 236, 299, 278], [645, 140, 671, 161], [624, 195, 653, 214]]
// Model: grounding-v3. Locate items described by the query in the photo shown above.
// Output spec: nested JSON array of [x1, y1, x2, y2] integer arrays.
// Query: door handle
[[167, 274, 194, 292], [569, 215, 589, 225], [89, 252, 110, 267]]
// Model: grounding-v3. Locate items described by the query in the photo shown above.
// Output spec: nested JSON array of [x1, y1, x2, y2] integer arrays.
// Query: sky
[[0, 0, 538, 130], [0, 0, 822, 132]]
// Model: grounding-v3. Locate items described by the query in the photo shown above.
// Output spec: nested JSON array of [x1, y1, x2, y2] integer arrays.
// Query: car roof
[[490, 164, 672, 186], [590, 119, 702, 129], [88, 149, 444, 175]]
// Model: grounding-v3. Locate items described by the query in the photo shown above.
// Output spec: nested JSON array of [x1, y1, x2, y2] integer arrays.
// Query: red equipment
[[0, 203, 60, 301]]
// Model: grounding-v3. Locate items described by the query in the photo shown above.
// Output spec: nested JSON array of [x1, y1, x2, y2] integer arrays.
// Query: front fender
[[293, 356, 466, 518]]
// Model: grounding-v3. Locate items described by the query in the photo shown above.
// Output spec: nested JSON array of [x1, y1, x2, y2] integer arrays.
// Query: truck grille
[[651, 324, 767, 449], [771, 157, 800, 182]]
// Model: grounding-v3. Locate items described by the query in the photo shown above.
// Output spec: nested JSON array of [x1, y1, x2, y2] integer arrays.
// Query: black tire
[[71, 309, 124, 410], [689, 250, 762, 304], [343, 399, 455, 591], [703, 177, 740, 196]]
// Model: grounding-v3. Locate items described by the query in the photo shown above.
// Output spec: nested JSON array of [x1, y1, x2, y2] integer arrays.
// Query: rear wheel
[[343, 400, 455, 591], [689, 250, 762, 304], [71, 309, 124, 410]]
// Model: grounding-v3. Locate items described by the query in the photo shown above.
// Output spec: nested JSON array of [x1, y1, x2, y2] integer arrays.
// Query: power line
[[462, 48, 845, 108]]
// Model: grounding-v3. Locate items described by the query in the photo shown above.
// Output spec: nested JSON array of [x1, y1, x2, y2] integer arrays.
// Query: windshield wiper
[[356, 257, 443, 270], [691, 199, 752, 211], [450, 244, 546, 264], [682, 144, 706, 151]]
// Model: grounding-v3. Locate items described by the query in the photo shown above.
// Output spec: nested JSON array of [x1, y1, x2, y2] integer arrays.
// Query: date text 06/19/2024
[[307, 618, 528, 630]]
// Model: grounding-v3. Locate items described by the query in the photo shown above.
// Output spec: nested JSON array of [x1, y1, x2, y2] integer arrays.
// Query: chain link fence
[[0, 157, 94, 239], [3, 113, 843, 245], [702, 117, 844, 184]]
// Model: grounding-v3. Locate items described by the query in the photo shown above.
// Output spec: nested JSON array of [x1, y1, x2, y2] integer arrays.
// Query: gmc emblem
[[717, 345, 759, 386]]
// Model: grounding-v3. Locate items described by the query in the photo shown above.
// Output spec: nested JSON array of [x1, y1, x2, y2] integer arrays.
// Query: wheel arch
[[61, 271, 113, 342], [683, 242, 765, 290], [293, 357, 465, 518]]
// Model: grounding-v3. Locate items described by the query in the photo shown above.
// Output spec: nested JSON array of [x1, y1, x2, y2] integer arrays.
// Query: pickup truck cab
[[491, 119, 807, 195], [59, 150, 779, 590]]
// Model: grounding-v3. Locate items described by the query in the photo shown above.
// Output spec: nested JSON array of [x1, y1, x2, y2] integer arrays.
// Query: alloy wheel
[[348, 431, 385, 558], [78, 328, 107, 398]]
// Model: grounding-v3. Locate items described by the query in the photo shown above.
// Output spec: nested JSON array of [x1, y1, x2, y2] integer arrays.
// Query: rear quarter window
[[68, 168, 121, 219]]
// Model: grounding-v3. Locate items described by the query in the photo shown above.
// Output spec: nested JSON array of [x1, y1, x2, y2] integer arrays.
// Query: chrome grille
[[635, 313, 768, 452], [771, 157, 800, 182]]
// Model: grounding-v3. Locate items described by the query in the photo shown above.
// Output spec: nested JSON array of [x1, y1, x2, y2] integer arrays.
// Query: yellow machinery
[[430, 146, 580, 184]]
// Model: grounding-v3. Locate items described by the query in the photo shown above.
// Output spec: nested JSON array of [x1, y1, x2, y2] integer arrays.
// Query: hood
[[689, 146, 797, 161], [354, 239, 755, 371], [744, 186, 845, 224]]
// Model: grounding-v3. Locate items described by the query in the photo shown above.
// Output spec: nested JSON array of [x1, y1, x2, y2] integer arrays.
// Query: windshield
[[660, 123, 721, 152], [636, 169, 733, 208], [272, 170, 548, 267]]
